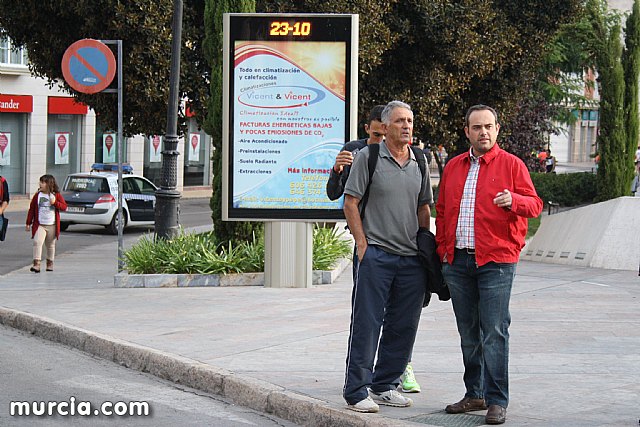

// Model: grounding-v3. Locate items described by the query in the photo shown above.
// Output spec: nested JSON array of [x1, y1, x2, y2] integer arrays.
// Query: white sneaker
[[347, 396, 379, 413], [371, 389, 413, 407]]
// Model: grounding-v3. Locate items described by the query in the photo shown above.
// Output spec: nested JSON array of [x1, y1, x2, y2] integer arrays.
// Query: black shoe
[[30, 266, 40, 273]]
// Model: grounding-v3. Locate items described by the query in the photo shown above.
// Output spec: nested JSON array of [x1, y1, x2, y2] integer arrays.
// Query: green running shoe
[[400, 363, 421, 393]]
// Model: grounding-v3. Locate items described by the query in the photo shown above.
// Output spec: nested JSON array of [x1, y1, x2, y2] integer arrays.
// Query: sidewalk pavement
[[1, 230, 638, 426]]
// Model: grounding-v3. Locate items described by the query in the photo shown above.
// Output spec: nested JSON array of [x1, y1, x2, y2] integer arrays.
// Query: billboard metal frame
[[222, 13, 358, 221]]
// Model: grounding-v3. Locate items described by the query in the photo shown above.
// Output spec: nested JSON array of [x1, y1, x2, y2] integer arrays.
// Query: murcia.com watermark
[[10, 397, 150, 417]]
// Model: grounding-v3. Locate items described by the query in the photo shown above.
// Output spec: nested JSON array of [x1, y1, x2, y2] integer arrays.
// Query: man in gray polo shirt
[[341, 100, 433, 413]]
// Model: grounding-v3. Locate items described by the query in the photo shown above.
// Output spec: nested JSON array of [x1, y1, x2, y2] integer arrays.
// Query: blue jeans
[[442, 249, 516, 408]]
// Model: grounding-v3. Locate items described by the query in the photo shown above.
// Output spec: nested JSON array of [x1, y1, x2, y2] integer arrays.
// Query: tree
[[3, 0, 584, 162], [623, 0, 640, 193], [535, 7, 599, 127], [0, 0, 209, 136], [505, 4, 599, 174], [257, 0, 583, 169], [203, 0, 263, 244], [530, 0, 635, 200], [591, 0, 627, 201], [500, 97, 561, 172]]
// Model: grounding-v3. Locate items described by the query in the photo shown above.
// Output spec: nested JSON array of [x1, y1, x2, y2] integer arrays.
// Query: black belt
[[456, 247, 476, 255]]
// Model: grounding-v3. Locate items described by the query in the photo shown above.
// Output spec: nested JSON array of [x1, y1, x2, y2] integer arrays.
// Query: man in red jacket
[[436, 105, 542, 425]]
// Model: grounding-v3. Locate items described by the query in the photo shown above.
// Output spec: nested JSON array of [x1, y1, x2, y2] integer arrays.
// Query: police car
[[60, 164, 157, 234]]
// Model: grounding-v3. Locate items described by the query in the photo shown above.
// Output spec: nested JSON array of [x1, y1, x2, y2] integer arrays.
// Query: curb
[[0, 306, 418, 427]]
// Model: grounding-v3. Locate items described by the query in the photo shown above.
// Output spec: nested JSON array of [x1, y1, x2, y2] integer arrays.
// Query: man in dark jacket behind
[[326, 105, 385, 201]]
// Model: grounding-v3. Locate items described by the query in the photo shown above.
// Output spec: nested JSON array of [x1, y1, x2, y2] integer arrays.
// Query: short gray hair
[[381, 100, 411, 125]]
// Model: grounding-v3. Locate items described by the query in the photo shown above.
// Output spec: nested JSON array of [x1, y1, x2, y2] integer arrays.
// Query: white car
[[60, 171, 157, 234]]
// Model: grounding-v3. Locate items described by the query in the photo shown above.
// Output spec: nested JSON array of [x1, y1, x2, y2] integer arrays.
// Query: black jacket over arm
[[417, 227, 450, 306]]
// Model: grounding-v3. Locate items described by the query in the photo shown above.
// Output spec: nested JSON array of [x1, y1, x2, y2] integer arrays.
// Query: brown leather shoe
[[485, 405, 507, 424], [445, 396, 487, 414]]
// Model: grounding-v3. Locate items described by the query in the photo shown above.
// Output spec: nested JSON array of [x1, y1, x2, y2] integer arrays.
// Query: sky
[[608, 0, 633, 12]]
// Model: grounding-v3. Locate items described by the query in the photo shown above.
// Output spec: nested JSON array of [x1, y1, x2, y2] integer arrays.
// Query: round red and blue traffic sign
[[61, 39, 116, 94]]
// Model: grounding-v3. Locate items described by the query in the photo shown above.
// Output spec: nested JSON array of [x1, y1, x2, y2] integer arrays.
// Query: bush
[[530, 172, 597, 206], [123, 225, 353, 274], [312, 225, 353, 271], [122, 231, 264, 274]]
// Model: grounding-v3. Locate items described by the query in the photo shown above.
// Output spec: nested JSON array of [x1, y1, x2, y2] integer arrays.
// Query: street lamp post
[[155, 0, 184, 239]]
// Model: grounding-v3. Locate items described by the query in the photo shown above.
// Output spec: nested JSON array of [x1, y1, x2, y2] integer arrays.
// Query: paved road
[[0, 197, 213, 275], [0, 325, 297, 427]]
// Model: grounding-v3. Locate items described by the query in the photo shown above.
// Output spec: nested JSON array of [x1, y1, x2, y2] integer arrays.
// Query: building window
[[0, 35, 28, 69], [581, 110, 590, 121]]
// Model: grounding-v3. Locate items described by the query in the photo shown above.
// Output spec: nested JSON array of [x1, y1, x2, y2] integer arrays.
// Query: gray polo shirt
[[344, 141, 433, 256]]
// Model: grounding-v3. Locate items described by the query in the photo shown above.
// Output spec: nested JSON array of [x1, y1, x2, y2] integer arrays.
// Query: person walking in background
[[417, 139, 433, 165], [0, 175, 8, 215], [26, 174, 67, 273], [544, 149, 556, 173], [631, 173, 640, 197], [0, 175, 9, 241], [342, 101, 432, 413], [536, 149, 548, 170], [436, 105, 542, 424], [326, 105, 385, 201], [635, 144, 640, 174]]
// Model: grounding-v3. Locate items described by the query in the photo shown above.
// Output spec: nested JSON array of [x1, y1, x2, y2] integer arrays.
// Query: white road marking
[[580, 281, 609, 287]]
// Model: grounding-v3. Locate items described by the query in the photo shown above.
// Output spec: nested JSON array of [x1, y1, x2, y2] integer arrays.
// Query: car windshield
[[64, 177, 109, 193]]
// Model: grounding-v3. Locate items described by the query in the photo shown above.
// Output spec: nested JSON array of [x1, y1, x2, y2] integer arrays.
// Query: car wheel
[[106, 210, 127, 235], [60, 222, 70, 232]]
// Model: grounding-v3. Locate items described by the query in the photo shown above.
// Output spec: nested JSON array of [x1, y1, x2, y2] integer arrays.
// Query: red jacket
[[435, 145, 542, 266], [26, 192, 68, 239]]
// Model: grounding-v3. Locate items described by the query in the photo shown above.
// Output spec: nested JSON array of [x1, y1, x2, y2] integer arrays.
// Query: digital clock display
[[270, 21, 311, 36]]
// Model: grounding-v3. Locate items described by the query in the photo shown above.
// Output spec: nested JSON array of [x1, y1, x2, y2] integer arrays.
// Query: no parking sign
[[61, 39, 116, 94]]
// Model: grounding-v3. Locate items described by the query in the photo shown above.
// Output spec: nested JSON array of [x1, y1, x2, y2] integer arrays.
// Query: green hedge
[[122, 225, 352, 274], [530, 172, 597, 206]]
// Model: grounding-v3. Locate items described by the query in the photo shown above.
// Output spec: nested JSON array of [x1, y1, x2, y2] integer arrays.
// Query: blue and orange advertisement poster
[[224, 14, 357, 221]]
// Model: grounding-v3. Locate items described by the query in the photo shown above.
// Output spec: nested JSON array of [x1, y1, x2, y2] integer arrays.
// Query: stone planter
[[114, 272, 264, 288], [114, 257, 351, 288]]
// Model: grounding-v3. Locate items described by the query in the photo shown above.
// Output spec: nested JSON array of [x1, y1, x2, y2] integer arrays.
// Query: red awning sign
[[0, 95, 33, 113], [61, 39, 116, 94], [48, 97, 88, 115]]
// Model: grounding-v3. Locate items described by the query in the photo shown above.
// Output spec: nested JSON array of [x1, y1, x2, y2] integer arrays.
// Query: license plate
[[67, 207, 85, 213]]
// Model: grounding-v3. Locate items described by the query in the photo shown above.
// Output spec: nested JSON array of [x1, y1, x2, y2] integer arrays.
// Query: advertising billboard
[[223, 14, 358, 221]]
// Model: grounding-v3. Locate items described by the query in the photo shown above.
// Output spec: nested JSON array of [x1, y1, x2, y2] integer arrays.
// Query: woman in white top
[[25, 175, 67, 273]]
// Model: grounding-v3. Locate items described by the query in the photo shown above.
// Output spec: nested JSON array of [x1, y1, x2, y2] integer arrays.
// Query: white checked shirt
[[455, 150, 481, 249]]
